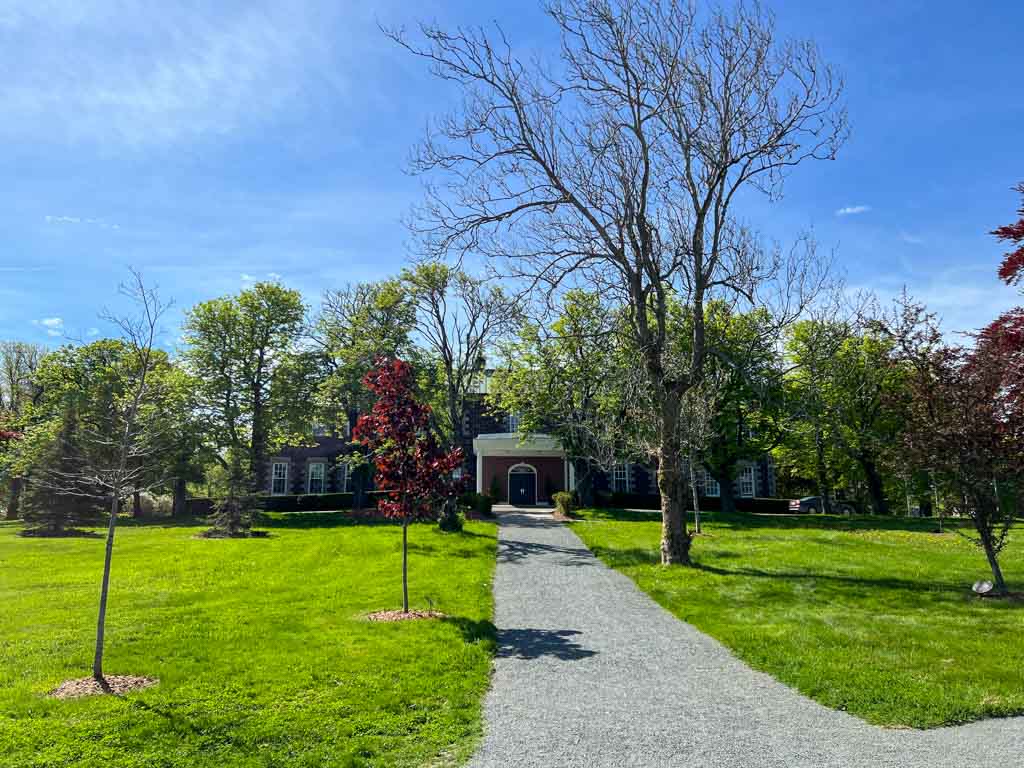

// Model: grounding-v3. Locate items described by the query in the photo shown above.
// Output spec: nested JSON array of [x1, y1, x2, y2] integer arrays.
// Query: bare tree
[[24, 271, 173, 683], [402, 264, 519, 451], [389, 0, 845, 563], [85, 272, 171, 682]]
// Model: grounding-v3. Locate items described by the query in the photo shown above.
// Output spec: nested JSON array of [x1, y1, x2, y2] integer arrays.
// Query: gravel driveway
[[469, 510, 1024, 768]]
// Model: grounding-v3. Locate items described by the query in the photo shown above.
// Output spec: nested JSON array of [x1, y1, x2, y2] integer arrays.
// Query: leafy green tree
[[313, 280, 418, 429], [182, 282, 306, 533], [697, 305, 787, 514], [17, 413, 106, 533], [0, 341, 44, 518], [490, 291, 622, 506], [784, 317, 907, 514]]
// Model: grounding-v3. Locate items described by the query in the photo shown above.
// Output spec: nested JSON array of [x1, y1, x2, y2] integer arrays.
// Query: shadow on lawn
[[589, 544, 1022, 610], [580, 507, 966, 535]]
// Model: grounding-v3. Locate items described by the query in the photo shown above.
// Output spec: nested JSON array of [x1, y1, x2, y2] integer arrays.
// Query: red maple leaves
[[993, 182, 1024, 287], [354, 357, 463, 521]]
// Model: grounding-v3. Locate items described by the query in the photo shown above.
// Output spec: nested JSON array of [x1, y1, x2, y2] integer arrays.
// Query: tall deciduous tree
[[390, 0, 844, 563], [694, 304, 785, 515], [354, 358, 464, 612], [0, 341, 44, 518], [182, 282, 306, 533], [313, 280, 418, 428], [887, 299, 1020, 594], [402, 264, 518, 445], [490, 290, 622, 506]]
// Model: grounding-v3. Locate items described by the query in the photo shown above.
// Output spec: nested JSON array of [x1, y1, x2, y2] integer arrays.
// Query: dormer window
[[506, 412, 521, 433]]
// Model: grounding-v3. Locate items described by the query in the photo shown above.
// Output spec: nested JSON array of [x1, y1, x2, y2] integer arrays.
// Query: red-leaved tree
[[889, 299, 1021, 594], [983, 182, 1024, 420], [994, 182, 1024, 286], [354, 357, 464, 613]]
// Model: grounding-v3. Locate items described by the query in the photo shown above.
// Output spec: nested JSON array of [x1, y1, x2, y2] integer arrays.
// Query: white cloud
[[0, 2, 346, 147], [45, 215, 119, 229], [267, 272, 282, 281], [899, 231, 924, 245], [87, 327, 99, 336], [241, 273, 255, 282], [836, 205, 872, 216], [33, 316, 64, 336]]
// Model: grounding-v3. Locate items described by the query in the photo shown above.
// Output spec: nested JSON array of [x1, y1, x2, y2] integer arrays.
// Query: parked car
[[789, 496, 857, 515]]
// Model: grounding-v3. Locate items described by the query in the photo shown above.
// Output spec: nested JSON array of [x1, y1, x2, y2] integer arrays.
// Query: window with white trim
[[307, 462, 326, 494], [612, 463, 631, 493], [697, 468, 720, 498], [337, 462, 352, 493], [738, 465, 756, 498], [271, 462, 289, 495], [506, 411, 521, 433]]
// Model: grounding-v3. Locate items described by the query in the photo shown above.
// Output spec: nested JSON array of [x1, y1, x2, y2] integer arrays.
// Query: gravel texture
[[470, 510, 1024, 768]]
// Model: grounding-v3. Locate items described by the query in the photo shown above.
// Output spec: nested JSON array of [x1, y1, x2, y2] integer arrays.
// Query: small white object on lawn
[[973, 580, 994, 595]]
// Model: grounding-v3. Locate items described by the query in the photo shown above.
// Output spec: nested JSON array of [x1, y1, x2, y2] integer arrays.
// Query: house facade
[[267, 434, 358, 497], [266, 392, 775, 505]]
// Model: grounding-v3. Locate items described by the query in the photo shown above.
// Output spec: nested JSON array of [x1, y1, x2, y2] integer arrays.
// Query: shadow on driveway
[[496, 628, 597, 660]]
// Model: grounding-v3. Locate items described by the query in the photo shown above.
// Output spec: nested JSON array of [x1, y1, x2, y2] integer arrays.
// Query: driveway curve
[[469, 510, 1024, 768]]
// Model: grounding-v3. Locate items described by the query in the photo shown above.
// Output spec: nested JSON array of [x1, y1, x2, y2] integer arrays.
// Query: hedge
[[594, 491, 792, 515], [185, 492, 392, 517]]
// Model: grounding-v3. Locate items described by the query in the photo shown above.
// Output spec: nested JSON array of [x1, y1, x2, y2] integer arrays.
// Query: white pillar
[[568, 460, 576, 491], [476, 451, 483, 493]]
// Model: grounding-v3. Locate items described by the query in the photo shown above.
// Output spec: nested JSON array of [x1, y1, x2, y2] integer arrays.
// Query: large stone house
[[266, 391, 775, 505]]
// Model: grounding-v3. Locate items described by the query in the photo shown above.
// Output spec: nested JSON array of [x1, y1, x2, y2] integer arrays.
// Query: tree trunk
[[657, 401, 691, 565], [401, 516, 410, 613], [860, 456, 889, 515], [689, 452, 701, 534], [132, 491, 142, 518], [172, 477, 188, 518], [978, 523, 1008, 594], [814, 428, 833, 514], [713, 466, 737, 515], [6, 476, 22, 520], [573, 457, 594, 507], [94, 493, 120, 682]]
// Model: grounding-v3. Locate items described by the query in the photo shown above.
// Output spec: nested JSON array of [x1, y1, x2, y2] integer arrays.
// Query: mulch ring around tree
[[50, 675, 158, 699], [366, 609, 447, 622]]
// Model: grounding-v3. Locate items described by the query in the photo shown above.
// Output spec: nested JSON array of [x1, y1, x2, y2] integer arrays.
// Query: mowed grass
[[0, 514, 497, 768], [570, 509, 1024, 728]]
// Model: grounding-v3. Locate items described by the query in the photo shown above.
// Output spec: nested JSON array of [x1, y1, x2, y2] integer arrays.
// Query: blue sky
[[1, 0, 1021, 347]]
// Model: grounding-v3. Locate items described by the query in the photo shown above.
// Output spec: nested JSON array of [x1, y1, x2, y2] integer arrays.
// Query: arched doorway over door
[[508, 463, 537, 506]]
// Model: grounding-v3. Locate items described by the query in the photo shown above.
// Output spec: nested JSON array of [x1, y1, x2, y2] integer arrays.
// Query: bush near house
[[552, 491, 577, 517], [460, 491, 495, 518]]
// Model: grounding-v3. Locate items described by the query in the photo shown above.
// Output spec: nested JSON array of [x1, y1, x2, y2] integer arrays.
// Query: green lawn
[[0, 514, 497, 768], [571, 509, 1024, 728]]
